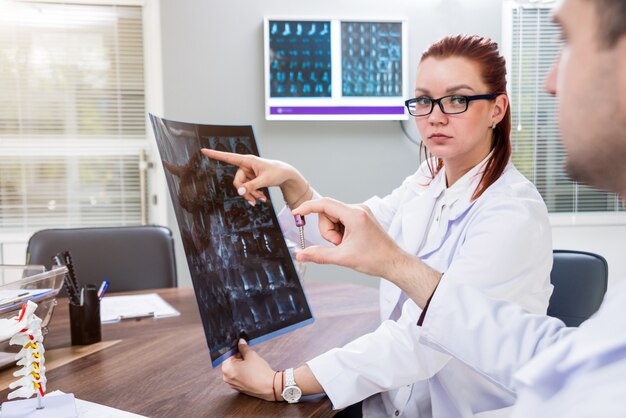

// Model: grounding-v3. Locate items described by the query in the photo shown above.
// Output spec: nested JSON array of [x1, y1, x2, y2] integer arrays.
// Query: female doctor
[[203, 35, 553, 417]]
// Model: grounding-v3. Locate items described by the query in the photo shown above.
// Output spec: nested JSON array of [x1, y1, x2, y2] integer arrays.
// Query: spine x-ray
[[341, 21, 403, 97], [269, 20, 332, 98], [150, 115, 314, 366]]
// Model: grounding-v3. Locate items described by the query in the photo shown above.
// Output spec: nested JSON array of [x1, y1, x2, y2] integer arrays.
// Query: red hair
[[419, 34, 511, 200]]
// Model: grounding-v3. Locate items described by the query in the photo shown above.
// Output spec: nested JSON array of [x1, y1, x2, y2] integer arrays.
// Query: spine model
[[5, 301, 47, 400]]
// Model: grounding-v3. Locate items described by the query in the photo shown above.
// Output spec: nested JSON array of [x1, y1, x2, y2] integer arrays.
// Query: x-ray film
[[149, 114, 314, 367]]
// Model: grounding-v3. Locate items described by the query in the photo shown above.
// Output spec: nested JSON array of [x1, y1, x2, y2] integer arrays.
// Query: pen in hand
[[294, 214, 306, 250]]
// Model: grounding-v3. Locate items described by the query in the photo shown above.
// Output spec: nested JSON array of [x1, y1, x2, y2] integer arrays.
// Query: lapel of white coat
[[400, 172, 445, 256], [381, 175, 443, 320], [417, 161, 511, 257], [417, 177, 478, 258]]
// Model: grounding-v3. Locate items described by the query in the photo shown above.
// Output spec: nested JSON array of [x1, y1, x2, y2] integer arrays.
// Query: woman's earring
[[491, 122, 497, 129]]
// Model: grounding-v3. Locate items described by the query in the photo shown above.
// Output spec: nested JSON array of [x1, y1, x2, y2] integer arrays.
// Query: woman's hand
[[222, 339, 278, 401], [201, 149, 310, 207]]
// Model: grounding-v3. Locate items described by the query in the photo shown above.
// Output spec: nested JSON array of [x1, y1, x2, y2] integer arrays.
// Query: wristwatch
[[281, 368, 302, 403]]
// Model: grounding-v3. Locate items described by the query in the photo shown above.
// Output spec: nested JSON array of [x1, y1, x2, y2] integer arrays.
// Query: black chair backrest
[[26, 226, 177, 293], [548, 250, 608, 327]]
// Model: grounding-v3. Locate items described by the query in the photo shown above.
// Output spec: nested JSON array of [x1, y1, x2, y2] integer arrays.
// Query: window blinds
[[508, 5, 624, 213], [0, 1, 147, 232]]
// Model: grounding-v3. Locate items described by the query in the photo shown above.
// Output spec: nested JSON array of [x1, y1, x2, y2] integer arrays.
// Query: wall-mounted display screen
[[149, 114, 314, 367], [264, 18, 409, 121]]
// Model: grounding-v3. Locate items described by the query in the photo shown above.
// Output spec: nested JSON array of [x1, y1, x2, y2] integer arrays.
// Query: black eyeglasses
[[404, 94, 498, 116]]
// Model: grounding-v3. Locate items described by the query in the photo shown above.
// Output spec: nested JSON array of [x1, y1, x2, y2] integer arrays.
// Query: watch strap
[[284, 368, 296, 387]]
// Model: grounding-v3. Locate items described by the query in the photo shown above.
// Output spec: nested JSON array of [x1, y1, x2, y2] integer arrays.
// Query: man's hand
[[292, 198, 442, 308], [292, 198, 402, 278]]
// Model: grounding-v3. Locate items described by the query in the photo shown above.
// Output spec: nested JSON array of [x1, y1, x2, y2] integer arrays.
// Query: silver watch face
[[282, 385, 302, 403]]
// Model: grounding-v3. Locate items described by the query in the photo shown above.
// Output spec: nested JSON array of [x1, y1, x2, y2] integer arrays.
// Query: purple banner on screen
[[270, 106, 405, 115]]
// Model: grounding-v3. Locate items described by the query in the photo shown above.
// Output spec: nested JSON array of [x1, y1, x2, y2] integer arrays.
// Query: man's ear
[[492, 94, 509, 125]]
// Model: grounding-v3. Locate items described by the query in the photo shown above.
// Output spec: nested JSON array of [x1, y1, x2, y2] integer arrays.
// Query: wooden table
[[0, 281, 379, 417]]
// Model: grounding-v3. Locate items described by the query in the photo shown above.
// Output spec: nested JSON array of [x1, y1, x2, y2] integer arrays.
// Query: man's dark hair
[[588, 0, 626, 47]]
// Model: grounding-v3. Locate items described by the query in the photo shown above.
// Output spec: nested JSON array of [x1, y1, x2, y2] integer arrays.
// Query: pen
[[0, 292, 30, 306], [97, 280, 110, 300], [63, 251, 80, 290], [53, 251, 81, 305], [294, 214, 306, 250], [119, 311, 155, 321]]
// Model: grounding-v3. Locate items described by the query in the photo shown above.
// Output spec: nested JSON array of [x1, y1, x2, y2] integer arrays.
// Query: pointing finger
[[202, 149, 251, 168]]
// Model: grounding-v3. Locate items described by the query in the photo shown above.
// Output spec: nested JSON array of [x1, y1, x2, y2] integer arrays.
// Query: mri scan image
[[150, 115, 313, 366]]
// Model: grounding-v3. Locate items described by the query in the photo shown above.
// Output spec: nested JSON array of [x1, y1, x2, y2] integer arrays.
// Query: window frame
[[501, 0, 626, 226], [0, 0, 166, 263]]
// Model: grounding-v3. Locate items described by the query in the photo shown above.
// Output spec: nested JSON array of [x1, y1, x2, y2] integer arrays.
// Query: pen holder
[[69, 284, 101, 345]]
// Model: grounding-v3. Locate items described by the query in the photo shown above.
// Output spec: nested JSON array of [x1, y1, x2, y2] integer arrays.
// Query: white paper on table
[[47, 390, 147, 418], [99, 293, 180, 324]]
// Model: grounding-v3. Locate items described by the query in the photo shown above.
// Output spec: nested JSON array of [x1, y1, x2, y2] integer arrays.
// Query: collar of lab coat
[[440, 152, 492, 221], [413, 153, 494, 258]]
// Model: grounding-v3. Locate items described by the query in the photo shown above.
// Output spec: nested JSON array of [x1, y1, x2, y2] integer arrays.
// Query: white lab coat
[[279, 161, 553, 417], [419, 278, 626, 417]]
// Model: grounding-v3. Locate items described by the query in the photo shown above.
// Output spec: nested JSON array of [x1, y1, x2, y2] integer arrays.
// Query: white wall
[[155, 0, 626, 290]]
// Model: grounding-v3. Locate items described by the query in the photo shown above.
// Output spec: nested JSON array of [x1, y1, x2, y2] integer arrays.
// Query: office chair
[[548, 250, 608, 327], [26, 226, 177, 293]]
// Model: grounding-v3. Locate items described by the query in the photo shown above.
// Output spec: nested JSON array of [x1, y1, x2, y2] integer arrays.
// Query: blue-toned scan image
[[269, 20, 331, 97], [341, 22, 403, 97], [150, 115, 313, 367]]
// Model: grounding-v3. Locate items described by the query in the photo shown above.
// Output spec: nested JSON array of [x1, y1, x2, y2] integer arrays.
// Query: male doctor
[[293, 0, 626, 415]]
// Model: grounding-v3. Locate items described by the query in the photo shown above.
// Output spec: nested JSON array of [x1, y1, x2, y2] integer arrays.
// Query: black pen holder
[[69, 285, 102, 345]]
